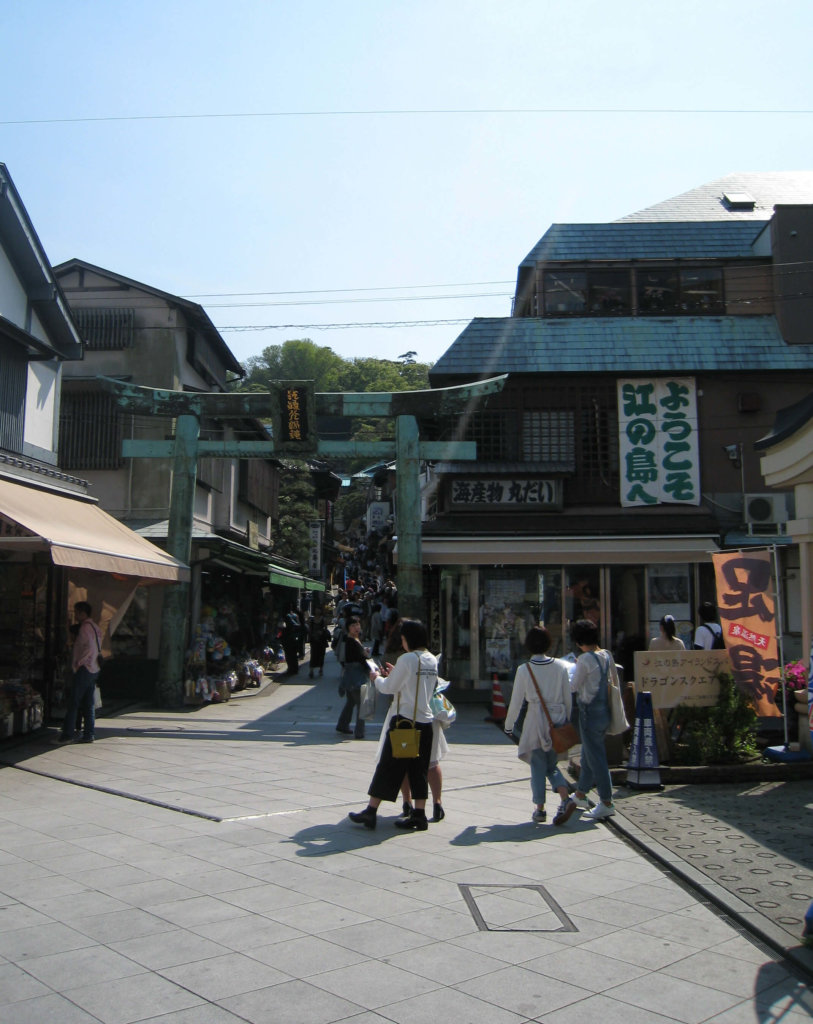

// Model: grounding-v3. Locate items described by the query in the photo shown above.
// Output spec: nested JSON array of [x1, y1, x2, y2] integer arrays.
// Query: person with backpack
[[693, 601, 725, 650]]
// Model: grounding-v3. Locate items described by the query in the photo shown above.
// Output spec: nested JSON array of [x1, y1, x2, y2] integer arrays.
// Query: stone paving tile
[[158, 951, 291, 1001], [604, 971, 742, 1023], [2, 992, 105, 1024], [542, 993, 686, 1024], [246, 934, 368, 977], [218, 978, 363, 1024], [455, 963, 594, 1018]]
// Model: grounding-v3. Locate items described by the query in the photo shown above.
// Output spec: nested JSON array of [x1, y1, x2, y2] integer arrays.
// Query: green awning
[[268, 568, 326, 592], [269, 568, 305, 589]]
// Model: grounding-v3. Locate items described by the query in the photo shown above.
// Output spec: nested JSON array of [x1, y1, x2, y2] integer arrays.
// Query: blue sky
[[2, 1, 812, 368]]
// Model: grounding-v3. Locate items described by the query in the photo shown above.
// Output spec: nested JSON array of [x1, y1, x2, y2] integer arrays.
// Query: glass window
[[588, 270, 631, 313], [543, 272, 587, 314], [647, 563, 693, 647], [479, 569, 539, 679], [521, 410, 575, 466], [680, 268, 724, 313], [637, 269, 679, 313]]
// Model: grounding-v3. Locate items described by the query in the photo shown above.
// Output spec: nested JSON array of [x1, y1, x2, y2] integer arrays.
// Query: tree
[[272, 460, 316, 565], [237, 339, 345, 393]]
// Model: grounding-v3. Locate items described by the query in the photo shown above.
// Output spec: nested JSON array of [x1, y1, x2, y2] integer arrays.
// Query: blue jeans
[[530, 746, 567, 804], [62, 667, 98, 741], [577, 697, 613, 803]]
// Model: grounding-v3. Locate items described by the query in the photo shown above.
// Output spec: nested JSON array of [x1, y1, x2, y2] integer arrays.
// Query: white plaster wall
[[0, 245, 27, 325], [24, 360, 59, 454]]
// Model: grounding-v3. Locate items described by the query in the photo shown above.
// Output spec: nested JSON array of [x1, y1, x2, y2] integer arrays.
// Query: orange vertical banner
[[711, 550, 781, 716]]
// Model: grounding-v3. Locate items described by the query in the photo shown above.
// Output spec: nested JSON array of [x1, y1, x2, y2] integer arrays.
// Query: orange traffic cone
[[486, 674, 507, 723]]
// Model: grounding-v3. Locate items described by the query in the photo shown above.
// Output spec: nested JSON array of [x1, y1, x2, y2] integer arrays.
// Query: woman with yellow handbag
[[348, 619, 437, 831]]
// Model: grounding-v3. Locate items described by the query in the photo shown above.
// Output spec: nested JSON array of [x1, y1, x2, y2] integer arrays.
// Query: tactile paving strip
[[617, 781, 813, 942]]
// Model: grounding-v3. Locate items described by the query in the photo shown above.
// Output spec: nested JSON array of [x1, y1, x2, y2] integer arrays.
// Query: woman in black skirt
[[348, 619, 437, 831]]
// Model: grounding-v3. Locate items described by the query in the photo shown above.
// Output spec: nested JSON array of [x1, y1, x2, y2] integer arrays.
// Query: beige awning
[[0, 478, 189, 582]]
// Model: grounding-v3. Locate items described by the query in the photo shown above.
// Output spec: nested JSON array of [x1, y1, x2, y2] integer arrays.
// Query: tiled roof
[[519, 221, 764, 267], [429, 315, 813, 379], [617, 171, 813, 222]]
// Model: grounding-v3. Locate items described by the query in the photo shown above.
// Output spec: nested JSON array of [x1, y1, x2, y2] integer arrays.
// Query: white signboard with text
[[618, 378, 700, 507]]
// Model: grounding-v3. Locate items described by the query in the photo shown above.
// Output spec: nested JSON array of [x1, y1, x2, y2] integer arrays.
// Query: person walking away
[[54, 601, 102, 744], [335, 617, 370, 738], [649, 614, 686, 651], [693, 601, 724, 649], [308, 608, 330, 678], [281, 606, 301, 676], [504, 627, 572, 824], [348, 619, 436, 831], [555, 619, 618, 824]]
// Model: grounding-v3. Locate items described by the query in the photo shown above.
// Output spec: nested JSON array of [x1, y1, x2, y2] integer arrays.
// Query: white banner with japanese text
[[618, 378, 700, 507]]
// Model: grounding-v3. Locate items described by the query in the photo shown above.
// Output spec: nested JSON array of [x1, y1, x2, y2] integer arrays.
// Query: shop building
[[0, 164, 188, 731], [423, 172, 813, 690], [53, 260, 320, 700]]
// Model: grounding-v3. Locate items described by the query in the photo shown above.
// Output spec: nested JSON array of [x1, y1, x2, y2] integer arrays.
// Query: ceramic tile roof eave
[[428, 315, 813, 381], [518, 221, 767, 268]]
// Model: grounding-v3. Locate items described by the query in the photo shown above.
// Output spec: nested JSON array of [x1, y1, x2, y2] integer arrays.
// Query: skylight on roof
[[722, 191, 756, 210]]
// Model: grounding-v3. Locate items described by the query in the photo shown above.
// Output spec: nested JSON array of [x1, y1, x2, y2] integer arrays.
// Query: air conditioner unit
[[744, 493, 789, 531]]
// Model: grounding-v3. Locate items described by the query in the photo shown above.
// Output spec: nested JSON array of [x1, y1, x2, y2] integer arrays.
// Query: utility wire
[[3, 107, 813, 126]]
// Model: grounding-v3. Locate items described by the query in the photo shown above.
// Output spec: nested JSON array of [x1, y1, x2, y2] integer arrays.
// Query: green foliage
[[335, 484, 369, 531], [234, 339, 431, 396], [672, 672, 760, 765], [272, 460, 316, 565]]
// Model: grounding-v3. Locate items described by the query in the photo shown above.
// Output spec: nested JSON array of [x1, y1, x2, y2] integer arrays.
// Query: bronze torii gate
[[101, 375, 506, 706]]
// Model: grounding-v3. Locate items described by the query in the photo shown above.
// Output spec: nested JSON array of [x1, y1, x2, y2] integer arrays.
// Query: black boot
[[432, 804, 445, 822], [395, 809, 428, 831], [349, 806, 377, 829], [398, 801, 414, 818]]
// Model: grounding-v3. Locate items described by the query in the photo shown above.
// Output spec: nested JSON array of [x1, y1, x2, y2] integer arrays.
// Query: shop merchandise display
[[0, 679, 44, 737], [184, 603, 266, 704]]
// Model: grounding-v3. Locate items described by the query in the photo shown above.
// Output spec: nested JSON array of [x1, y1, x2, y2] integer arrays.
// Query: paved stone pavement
[[0, 652, 812, 1024]]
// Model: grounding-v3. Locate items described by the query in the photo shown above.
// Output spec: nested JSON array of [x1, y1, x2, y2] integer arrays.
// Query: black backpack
[[704, 624, 725, 650]]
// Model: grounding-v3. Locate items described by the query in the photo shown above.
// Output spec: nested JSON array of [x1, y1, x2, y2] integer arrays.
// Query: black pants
[[337, 687, 364, 737], [368, 719, 433, 802]]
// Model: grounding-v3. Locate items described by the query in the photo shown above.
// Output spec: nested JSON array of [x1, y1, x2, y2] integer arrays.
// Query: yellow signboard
[[633, 650, 732, 709]]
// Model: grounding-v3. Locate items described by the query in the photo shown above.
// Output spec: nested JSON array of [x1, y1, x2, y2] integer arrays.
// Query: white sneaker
[[583, 802, 615, 821], [570, 795, 591, 810]]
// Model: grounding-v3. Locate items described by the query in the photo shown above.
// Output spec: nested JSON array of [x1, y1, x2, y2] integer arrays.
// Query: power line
[[185, 279, 515, 298], [220, 319, 472, 331], [205, 291, 512, 309], [3, 107, 813, 127]]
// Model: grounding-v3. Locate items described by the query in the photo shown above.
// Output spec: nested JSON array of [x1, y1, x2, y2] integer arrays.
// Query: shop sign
[[617, 378, 700, 508], [634, 650, 731, 709], [308, 520, 323, 575], [450, 479, 561, 507], [712, 549, 781, 716], [367, 501, 390, 532]]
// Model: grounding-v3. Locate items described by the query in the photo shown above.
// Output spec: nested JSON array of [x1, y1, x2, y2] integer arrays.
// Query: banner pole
[[772, 543, 789, 748]]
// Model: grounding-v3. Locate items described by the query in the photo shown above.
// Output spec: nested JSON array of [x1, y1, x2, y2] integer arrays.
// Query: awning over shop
[[0, 478, 189, 582], [414, 534, 721, 566]]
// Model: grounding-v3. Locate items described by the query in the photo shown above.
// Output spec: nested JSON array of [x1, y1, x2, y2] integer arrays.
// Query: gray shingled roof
[[429, 315, 813, 379], [617, 171, 813, 222], [519, 221, 764, 267]]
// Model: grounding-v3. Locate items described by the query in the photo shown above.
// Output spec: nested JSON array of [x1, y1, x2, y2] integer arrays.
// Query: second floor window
[[542, 266, 724, 317], [59, 390, 123, 470]]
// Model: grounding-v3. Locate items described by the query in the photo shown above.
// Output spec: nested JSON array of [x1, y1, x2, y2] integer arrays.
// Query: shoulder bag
[[527, 663, 579, 753], [590, 651, 629, 735], [389, 659, 422, 758]]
